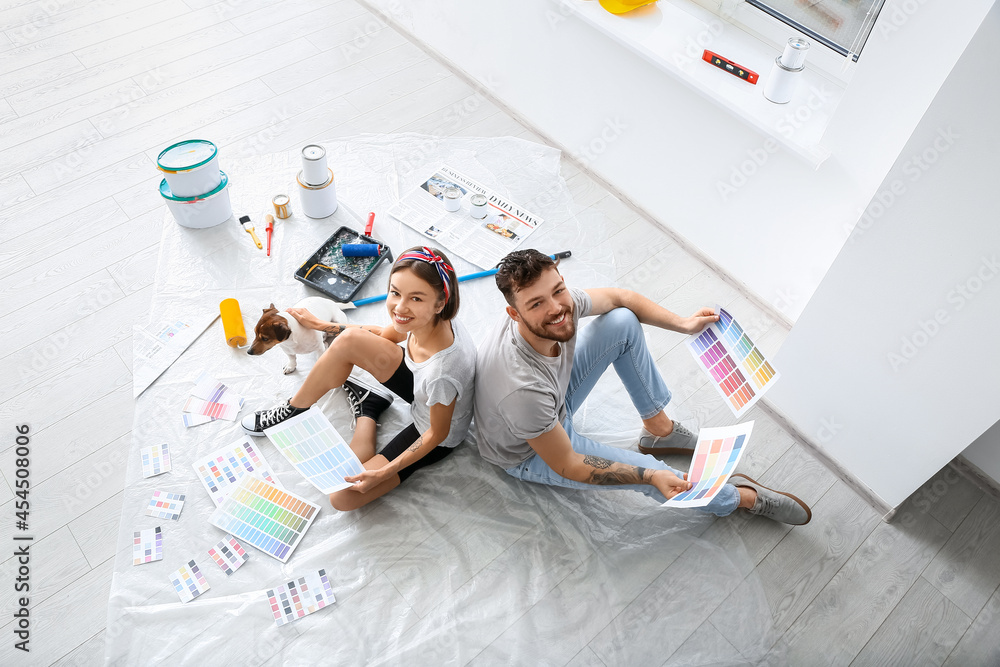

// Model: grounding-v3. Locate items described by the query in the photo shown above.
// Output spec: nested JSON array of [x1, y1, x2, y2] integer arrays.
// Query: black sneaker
[[342, 378, 393, 428], [241, 399, 307, 436]]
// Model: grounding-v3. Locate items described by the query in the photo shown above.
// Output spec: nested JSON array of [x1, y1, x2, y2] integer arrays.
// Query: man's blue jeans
[[505, 308, 740, 516]]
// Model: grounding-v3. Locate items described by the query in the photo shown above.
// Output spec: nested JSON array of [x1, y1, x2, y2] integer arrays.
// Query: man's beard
[[522, 307, 575, 343]]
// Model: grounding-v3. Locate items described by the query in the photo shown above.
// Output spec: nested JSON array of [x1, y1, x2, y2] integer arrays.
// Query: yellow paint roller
[[599, 0, 657, 13], [219, 298, 247, 347]]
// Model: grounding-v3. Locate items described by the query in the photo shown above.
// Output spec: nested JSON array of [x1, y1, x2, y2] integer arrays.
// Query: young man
[[474, 249, 811, 524]]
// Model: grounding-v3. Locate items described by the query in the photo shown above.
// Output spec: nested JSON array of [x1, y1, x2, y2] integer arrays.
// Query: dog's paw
[[282, 363, 297, 374]]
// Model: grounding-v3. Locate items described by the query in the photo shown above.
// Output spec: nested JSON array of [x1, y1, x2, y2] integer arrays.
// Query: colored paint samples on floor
[[263, 406, 364, 493], [192, 435, 282, 506], [132, 527, 163, 565], [182, 372, 245, 425], [207, 537, 250, 575], [208, 476, 320, 563], [266, 569, 336, 626], [688, 308, 780, 417], [663, 421, 753, 508], [169, 560, 210, 603], [146, 490, 186, 520], [140, 443, 171, 478]]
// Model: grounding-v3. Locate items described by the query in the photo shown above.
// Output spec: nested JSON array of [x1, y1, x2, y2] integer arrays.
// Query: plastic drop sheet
[[105, 134, 776, 665]]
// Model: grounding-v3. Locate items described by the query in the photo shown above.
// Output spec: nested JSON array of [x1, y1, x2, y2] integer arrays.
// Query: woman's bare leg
[[289, 328, 403, 409], [328, 454, 401, 511]]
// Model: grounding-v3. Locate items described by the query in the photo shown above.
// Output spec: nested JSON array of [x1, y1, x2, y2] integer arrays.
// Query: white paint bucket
[[296, 169, 338, 218], [160, 171, 233, 228], [157, 139, 221, 197], [301, 144, 329, 186]]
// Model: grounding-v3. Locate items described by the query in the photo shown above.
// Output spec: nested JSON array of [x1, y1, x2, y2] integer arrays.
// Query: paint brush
[[338, 250, 572, 309], [265, 214, 274, 257], [239, 215, 262, 250]]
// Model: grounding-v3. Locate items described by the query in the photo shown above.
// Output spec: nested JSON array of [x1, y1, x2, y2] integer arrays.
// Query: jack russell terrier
[[247, 296, 346, 374]]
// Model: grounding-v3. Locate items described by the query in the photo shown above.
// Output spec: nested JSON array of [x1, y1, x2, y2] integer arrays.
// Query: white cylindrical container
[[780, 37, 810, 70], [469, 193, 488, 219], [763, 57, 802, 104], [296, 169, 338, 218], [157, 140, 221, 198], [301, 144, 329, 186], [443, 186, 462, 212], [160, 171, 232, 228]]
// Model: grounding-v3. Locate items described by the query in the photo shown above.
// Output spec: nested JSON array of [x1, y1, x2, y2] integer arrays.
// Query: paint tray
[[295, 226, 393, 302]]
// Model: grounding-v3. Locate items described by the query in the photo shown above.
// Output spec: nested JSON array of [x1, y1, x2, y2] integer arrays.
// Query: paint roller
[[219, 298, 247, 347]]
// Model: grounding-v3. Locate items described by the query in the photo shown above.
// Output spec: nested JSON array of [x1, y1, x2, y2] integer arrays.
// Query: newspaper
[[388, 165, 544, 268]]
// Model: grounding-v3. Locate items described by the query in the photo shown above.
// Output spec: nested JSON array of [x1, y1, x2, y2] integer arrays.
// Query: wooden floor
[[1, 0, 999, 665]]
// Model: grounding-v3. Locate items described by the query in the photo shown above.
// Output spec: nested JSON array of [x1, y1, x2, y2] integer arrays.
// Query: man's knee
[[598, 307, 642, 335]]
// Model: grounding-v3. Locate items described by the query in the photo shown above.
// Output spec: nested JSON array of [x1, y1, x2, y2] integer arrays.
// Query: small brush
[[239, 215, 262, 249], [265, 214, 274, 257]]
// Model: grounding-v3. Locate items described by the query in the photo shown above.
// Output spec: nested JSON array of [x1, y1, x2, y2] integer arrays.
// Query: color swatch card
[[146, 490, 186, 520], [264, 406, 364, 493], [663, 421, 753, 508], [208, 476, 320, 563], [266, 569, 336, 626], [688, 308, 780, 418], [169, 560, 210, 603], [192, 435, 283, 506], [182, 396, 241, 421], [207, 536, 250, 575], [183, 373, 245, 427], [132, 527, 163, 565], [140, 443, 171, 478]]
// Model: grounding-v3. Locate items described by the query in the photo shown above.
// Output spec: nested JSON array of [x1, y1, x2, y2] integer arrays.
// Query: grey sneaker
[[342, 378, 393, 428], [241, 399, 307, 436], [637, 421, 698, 455], [731, 473, 812, 525]]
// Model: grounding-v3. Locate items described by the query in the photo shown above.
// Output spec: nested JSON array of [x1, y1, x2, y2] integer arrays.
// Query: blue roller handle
[[350, 250, 572, 307]]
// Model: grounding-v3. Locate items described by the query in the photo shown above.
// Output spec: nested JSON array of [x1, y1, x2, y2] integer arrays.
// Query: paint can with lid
[[469, 194, 488, 219], [764, 38, 810, 104], [296, 168, 338, 218], [443, 186, 462, 212], [160, 171, 232, 228], [157, 139, 221, 197], [301, 144, 329, 187]]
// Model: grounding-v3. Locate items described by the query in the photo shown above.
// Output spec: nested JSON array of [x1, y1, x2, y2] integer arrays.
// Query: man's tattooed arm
[[582, 455, 650, 485], [406, 436, 423, 453]]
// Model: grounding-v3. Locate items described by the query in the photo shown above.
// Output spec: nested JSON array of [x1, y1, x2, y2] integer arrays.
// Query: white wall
[[365, 0, 992, 319], [768, 3, 1000, 508]]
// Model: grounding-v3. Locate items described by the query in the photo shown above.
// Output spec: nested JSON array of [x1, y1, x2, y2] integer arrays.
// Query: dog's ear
[[272, 319, 292, 342], [263, 303, 278, 313]]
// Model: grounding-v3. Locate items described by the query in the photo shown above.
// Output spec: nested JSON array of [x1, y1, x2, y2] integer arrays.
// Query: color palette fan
[[663, 421, 753, 508], [183, 372, 244, 426], [145, 490, 186, 520], [208, 476, 320, 563], [169, 560, 211, 603], [132, 527, 163, 566], [263, 406, 365, 493], [207, 537, 249, 575], [140, 443, 171, 478], [266, 569, 336, 626], [688, 308, 779, 417], [192, 435, 282, 506]]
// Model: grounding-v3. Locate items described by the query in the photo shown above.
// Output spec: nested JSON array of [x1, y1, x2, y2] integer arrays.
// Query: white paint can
[[296, 169, 338, 218], [157, 139, 221, 197], [160, 171, 232, 228], [301, 144, 329, 187], [469, 194, 488, 219], [443, 186, 462, 212], [763, 56, 802, 104]]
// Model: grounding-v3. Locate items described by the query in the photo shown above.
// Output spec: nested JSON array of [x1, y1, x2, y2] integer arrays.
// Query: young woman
[[241, 246, 476, 510]]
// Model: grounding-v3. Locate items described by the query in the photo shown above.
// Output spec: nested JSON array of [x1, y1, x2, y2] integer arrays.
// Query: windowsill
[[566, 0, 846, 167]]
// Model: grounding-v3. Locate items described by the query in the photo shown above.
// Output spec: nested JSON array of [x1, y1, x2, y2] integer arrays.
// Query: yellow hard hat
[[599, 0, 658, 14]]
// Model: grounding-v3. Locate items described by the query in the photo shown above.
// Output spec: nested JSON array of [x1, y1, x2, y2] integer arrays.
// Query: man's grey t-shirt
[[474, 288, 592, 469]]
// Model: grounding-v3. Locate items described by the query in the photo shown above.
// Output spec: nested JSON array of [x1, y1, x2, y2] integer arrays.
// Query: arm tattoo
[[586, 462, 649, 486], [406, 436, 423, 453], [583, 455, 613, 469], [322, 324, 345, 336]]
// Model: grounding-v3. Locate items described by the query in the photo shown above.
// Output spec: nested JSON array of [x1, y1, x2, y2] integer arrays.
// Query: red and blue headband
[[396, 247, 454, 302]]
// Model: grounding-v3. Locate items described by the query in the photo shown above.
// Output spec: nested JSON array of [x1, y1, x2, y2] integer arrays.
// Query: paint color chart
[[169, 560, 210, 603], [192, 435, 282, 506], [266, 569, 336, 626], [146, 490, 185, 520], [182, 396, 241, 421], [208, 476, 320, 563], [264, 406, 364, 493], [183, 373, 245, 427], [140, 443, 171, 478], [663, 421, 754, 508], [132, 527, 163, 565], [207, 537, 249, 575], [688, 308, 780, 417]]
